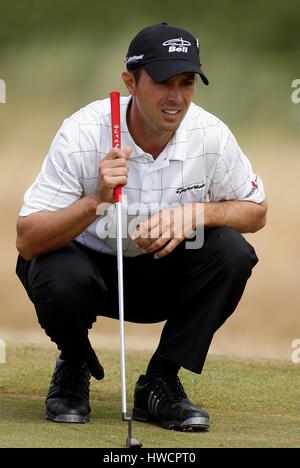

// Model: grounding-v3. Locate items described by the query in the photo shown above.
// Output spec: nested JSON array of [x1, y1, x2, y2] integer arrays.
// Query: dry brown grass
[[1, 130, 299, 360]]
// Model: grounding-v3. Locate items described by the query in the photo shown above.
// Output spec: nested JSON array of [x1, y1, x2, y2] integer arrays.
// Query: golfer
[[16, 23, 267, 430]]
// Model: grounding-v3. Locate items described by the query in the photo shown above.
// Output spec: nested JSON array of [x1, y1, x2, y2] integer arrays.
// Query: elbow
[[16, 217, 35, 260], [16, 235, 34, 261], [250, 209, 267, 233], [260, 212, 267, 230], [258, 201, 268, 231], [253, 217, 267, 233]]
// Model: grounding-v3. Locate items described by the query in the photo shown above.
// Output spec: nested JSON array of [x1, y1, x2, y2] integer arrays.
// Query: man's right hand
[[93, 146, 132, 204], [16, 145, 132, 260]]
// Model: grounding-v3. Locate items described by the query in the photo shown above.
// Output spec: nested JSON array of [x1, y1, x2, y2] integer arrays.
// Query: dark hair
[[130, 67, 142, 84]]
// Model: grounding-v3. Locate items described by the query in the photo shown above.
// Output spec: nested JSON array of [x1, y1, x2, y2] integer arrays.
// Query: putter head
[[126, 437, 143, 448], [125, 415, 142, 448]]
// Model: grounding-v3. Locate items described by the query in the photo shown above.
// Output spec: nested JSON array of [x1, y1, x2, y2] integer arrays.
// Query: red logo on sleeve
[[251, 180, 258, 189]]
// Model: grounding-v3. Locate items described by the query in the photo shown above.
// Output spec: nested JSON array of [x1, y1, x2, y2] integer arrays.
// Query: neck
[[127, 98, 174, 159]]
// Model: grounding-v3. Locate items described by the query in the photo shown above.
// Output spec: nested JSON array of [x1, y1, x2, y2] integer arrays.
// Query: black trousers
[[16, 228, 258, 378]]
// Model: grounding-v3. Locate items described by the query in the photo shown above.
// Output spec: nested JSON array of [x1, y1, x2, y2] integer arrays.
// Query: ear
[[122, 71, 137, 96]]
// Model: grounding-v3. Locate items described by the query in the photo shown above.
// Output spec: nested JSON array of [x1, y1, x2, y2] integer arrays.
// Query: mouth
[[161, 109, 182, 121], [162, 109, 181, 116]]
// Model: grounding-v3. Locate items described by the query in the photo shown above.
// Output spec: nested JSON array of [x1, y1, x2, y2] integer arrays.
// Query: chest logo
[[176, 183, 205, 195]]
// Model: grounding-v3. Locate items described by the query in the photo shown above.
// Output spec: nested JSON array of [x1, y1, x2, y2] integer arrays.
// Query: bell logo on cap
[[163, 38, 191, 54]]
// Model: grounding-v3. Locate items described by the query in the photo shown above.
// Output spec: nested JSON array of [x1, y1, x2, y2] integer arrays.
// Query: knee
[[27, 252, 94, 303], [209, 228, 258, 276]]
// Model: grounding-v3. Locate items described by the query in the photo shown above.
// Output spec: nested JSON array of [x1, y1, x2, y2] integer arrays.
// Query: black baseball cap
[[125, 23, 209, 85]]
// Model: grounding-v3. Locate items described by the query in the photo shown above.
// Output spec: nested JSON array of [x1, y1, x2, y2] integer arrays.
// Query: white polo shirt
[[19, 96, 265, 256]]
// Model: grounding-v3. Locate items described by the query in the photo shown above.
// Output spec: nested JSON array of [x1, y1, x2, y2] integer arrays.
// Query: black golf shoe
[[132, 374, 210, 431], [46, 357, 91, 423]]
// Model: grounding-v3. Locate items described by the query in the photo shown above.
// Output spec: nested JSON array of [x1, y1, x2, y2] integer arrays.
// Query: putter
[[110, 91, 142, 449]]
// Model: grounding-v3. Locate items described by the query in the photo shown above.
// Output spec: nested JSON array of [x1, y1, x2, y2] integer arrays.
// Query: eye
[[156, 80, 168, 87], [181, 80, 194, 87]]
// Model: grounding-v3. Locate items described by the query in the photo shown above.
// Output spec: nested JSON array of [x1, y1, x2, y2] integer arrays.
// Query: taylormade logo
[[176, 183, 205, 195], [163, 38, 191, 54], [125, 54, 144, 65]]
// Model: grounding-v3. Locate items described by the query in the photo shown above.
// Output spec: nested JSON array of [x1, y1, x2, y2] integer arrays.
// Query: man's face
[[130, 69, 196, 135]]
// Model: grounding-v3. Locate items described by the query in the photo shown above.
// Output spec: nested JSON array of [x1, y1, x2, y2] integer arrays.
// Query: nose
[[166, 85, 183, 104]]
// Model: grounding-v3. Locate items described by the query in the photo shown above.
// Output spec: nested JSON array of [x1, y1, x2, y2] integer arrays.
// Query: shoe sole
[[132, 407, 210, 432], [46, 411, 90, 424]]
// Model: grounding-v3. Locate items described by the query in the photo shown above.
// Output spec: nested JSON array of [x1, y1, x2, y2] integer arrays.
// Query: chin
[[159, 116, 182, 129], [162, 122, 181, 133]]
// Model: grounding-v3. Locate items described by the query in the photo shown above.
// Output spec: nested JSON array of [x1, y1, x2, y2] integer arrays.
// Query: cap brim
[[143, 60, 209, 85]]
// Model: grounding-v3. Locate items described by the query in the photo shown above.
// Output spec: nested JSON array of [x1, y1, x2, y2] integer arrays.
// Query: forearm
[[16, 195, 100, 260], [17, 146, 132, 260], [201, 200, 267, 233]]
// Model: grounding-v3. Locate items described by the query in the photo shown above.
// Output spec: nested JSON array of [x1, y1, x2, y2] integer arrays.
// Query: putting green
[[0, 343, 299, 448]]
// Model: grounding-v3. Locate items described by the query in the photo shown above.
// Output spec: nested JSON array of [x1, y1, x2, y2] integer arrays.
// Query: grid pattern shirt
[[19, 96, 265, 257]]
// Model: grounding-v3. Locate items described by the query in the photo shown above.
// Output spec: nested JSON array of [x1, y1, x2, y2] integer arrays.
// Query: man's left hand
[[130, 204, 202, 259]]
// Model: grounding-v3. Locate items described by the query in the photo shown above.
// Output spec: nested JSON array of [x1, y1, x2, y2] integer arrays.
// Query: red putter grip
[[110, 91, 122, 203]]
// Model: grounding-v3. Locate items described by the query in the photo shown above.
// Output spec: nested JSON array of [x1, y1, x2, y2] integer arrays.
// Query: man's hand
[[131, 204, 202, 259], [92, 146, 132, 205], [16, 145, 132, 260], [130, 199, 268, 260]]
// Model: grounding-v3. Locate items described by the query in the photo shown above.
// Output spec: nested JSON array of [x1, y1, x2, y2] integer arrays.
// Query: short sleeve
[[19, 119, 83, 216], [208, 131, 265, 204]]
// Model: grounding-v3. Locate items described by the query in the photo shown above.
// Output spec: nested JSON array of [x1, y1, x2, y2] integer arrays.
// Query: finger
[[135, 237, 153, 249], [104, 175, 128, 187], [135, 235, 164, 250], [148, 221, 174, 240], [103, 157, 128, 168], [105, 146, 132, 160], [104, 166, 128, 177], [154, 238, 184, 259], [142, 237, 169, 253], [136, 226, 160, 245], [131, 212, 161, 239], [140, 222, 177, 252], [131, 223, 149, 240]]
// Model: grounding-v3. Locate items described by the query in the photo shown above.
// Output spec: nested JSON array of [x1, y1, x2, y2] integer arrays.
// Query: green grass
[[0, 343, 299, 448]]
